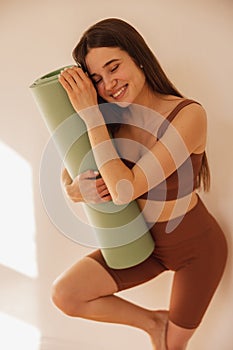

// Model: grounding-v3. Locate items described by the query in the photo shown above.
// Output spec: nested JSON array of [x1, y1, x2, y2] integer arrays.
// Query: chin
[[114, 101, 132, 108]]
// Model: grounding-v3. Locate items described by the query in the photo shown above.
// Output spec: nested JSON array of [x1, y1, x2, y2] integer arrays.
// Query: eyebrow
[[90, 59, 120, 77]]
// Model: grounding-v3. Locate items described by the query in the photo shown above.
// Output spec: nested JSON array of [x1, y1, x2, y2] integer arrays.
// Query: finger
[[101, 194, 112, 202], [96, 178, 107, 187], [78, 170, 99, 180], [63, 67, 85, 81], [60, 70, 80, 91], [65, 68, 85, 85], [58, 74, 73, 93], [99, 188, 111, 197], [96, 183, 109, 194], [73, 66, 90, 80]]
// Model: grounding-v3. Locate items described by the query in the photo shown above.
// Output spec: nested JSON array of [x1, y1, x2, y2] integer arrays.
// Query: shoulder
[[183, 100, 206, 115], [172, 100, 207, 130], [166, 101, 207, 153]]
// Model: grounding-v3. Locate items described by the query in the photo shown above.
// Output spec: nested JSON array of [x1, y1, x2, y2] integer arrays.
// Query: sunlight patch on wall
[[0, 142, 37, 278], [0, 311, 40, 350]]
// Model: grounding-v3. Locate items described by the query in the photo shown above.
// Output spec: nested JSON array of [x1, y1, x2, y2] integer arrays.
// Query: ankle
[[147, 310, 169, 350], [145, 317, 158, 335], [145, 310, 167, 335]]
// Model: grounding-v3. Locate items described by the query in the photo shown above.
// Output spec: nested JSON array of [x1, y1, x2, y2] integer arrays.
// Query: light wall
[[0, 0, 232, 349]]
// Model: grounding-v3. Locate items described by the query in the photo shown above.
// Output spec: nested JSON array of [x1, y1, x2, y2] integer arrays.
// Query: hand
[[62, 168, 112, 204], [58, 66, 98, 114]]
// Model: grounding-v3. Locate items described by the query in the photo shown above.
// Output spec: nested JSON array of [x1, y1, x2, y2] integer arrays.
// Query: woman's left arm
[[59, 67, 207, 205]]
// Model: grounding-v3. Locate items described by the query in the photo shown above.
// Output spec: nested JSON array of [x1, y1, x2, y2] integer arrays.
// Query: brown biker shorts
[[88, 196, 228, 329]]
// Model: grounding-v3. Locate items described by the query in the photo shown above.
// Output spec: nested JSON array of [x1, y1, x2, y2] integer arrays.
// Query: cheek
[[96, 84, 105, 97], [135, 75, 146, 93]]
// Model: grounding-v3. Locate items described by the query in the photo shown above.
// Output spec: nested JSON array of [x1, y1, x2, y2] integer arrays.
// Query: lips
[[111, 84, 128, 99]]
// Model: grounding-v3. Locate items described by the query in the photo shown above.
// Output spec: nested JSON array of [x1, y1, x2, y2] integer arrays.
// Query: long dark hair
[[72, 18, 210, 191], [72, 18, 183, 97]]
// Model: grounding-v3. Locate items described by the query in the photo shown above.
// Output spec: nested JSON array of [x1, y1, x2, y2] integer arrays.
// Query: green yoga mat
[[30, 66, 155, 269]]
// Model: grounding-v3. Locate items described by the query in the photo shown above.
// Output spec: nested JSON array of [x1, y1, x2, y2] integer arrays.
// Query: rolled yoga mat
[[30, 66, 155, 269]]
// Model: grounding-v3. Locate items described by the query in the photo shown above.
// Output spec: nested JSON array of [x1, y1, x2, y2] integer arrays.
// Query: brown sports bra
[[122, 99, 204, 201]]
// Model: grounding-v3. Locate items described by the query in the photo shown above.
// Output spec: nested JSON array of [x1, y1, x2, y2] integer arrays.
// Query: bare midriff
[[137, 191, 199, 223]]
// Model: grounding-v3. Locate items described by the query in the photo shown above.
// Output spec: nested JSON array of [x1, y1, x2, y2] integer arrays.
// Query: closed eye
[[92, 64, 119, 85], [93, 77, 102, 85], [111, 64, 119, 72]]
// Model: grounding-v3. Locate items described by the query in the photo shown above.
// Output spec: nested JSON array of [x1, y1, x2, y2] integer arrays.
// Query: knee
[[166, 336, 189, 350], [51, 278, 85, 317]]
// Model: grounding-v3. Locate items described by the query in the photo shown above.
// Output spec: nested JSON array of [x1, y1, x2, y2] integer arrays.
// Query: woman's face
[[85, 47, 147, 106]]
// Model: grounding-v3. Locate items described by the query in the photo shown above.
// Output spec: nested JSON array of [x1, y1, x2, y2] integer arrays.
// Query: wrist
[[79, 106, 105, 131]]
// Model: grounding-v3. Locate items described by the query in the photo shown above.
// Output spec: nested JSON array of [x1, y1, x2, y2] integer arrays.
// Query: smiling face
[[85, 47, 149, 106]]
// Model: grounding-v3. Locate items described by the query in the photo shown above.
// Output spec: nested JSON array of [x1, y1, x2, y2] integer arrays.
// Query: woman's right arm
[[61, 168, 112, 204]]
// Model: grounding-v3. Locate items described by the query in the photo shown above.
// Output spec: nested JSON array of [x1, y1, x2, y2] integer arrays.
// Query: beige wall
[[0, 0, 232, 349]]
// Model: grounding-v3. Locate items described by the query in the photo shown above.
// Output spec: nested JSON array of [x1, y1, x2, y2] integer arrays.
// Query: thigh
[[54, 256, 119, 301], [88, 250, 167, 291], [169, 224, 227, 329]]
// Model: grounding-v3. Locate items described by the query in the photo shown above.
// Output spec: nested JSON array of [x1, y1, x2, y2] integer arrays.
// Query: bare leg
[[52, 257, 168, 349], [150, 310, 169, 350], [166, 321, 196, 350]]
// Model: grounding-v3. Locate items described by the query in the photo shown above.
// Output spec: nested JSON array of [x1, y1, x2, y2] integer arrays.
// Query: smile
[[112, 85, 128, 99]]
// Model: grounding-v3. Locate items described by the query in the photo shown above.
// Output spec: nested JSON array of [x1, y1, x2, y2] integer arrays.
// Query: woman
[[52, 18, 227, 349]]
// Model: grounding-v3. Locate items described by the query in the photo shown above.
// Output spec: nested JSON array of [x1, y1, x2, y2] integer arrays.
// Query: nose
[[104, 76, 117, 91]]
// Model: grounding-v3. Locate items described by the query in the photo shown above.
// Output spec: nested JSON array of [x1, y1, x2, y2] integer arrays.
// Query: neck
[[133, 84, 168, 112]]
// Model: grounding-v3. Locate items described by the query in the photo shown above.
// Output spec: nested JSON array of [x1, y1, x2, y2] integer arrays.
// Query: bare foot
[[149, 310, 168, 350]]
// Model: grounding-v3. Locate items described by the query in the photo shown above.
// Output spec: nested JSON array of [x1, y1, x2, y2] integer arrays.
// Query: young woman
[[52, 18, 227, 350]]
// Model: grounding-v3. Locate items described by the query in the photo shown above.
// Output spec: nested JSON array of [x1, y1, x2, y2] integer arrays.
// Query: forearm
[[85, 109, 135, 204]]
